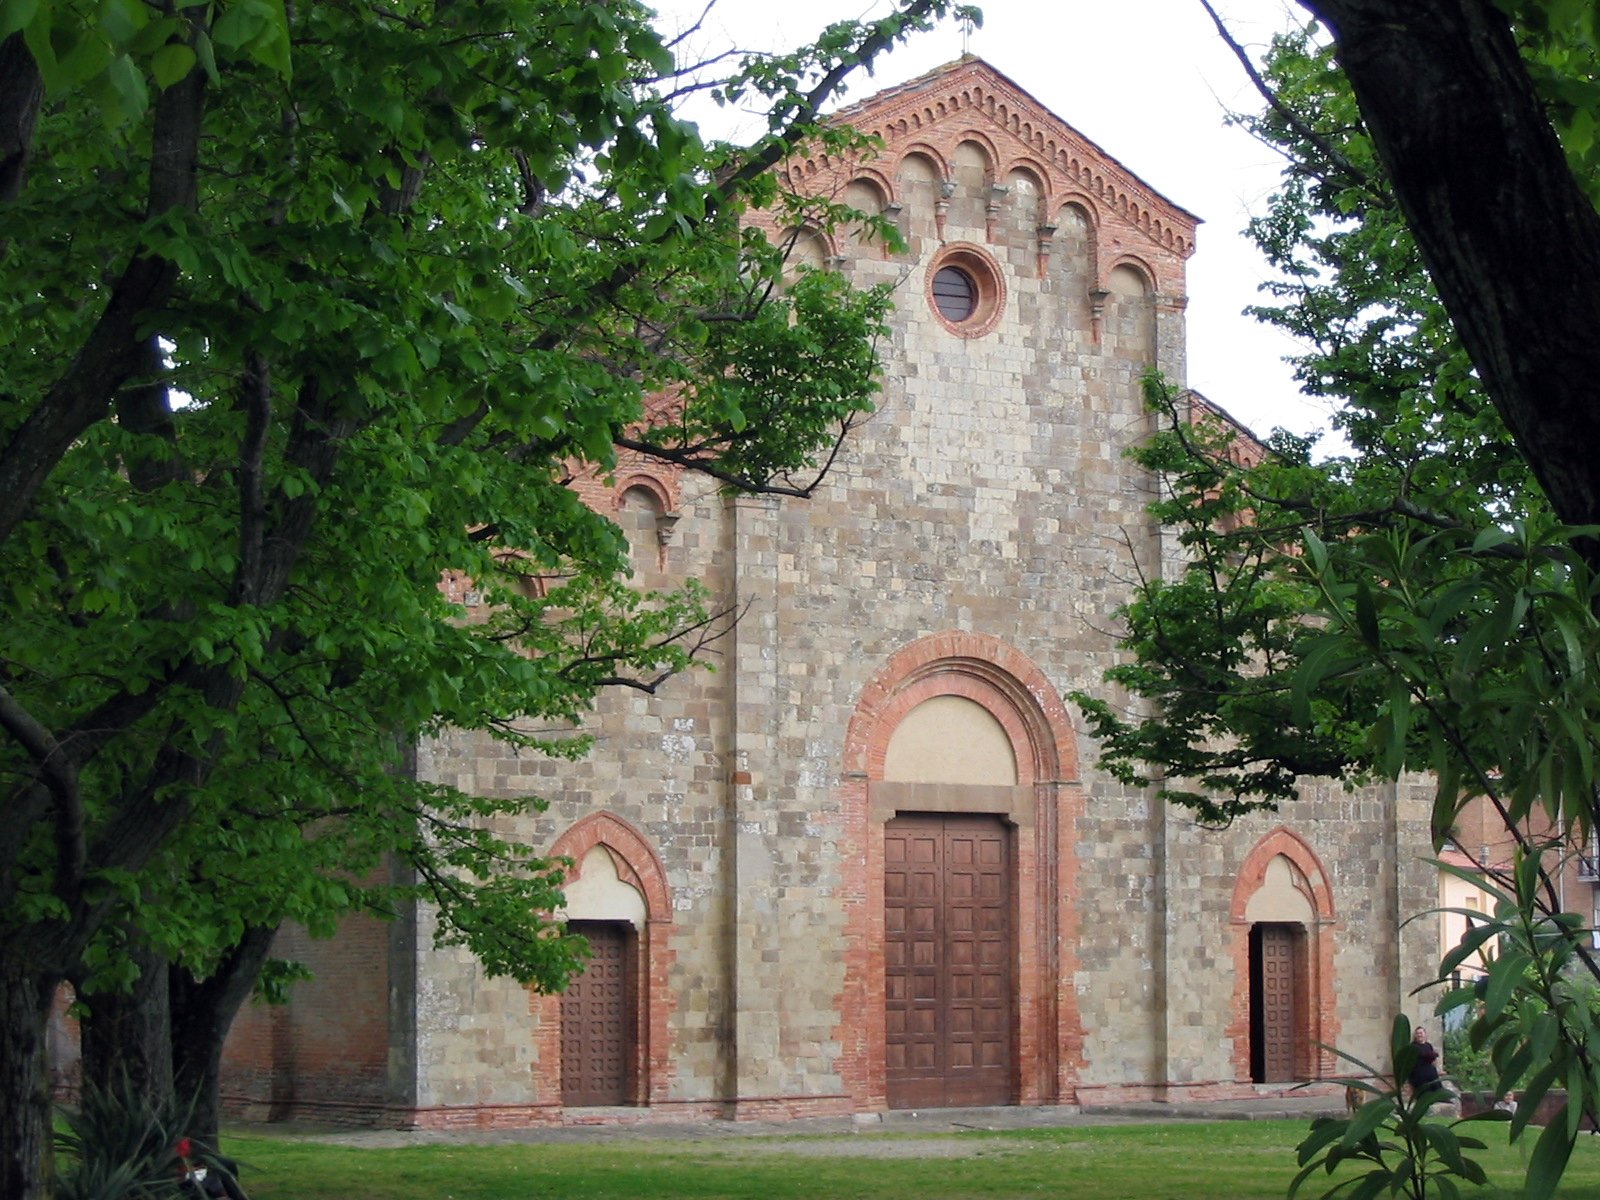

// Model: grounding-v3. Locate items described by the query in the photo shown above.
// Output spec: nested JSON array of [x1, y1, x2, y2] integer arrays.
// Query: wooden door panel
[[561, 921, 635, 1106], [1259, 925, 1297, 1084], [886, 814, 1013, 1109]]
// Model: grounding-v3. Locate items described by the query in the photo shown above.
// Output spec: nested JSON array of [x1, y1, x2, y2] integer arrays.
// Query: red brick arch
[[1226, 826, 1341, 1085], [613, 472, 677, 520], [834, 631, 1085, 1111], [549, 810, 670, 921], [1104, 253, 1158, 295], [534, 811, 675, 1108], [843, 630, 1079, 785], [1230, 827, 1335, 923], [894, 144, 951, 182]]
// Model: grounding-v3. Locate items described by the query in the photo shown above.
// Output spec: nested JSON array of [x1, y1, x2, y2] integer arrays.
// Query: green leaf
[[1524, 1109, 1575, 1200], [1513, 1059, 1564, 1140], [149, 42, 196, 90], [104, 52, 149, 122], [1341, 1096, 1394, 1146], [0, 0, 40, 39]]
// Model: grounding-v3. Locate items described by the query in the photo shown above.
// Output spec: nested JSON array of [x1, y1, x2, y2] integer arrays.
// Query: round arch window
[[925, 245, 1004, 337], [931, 266, 978, 322]]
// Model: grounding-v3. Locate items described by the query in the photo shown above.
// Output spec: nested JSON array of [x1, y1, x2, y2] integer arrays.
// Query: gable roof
[[824, 56, 1200, 259]]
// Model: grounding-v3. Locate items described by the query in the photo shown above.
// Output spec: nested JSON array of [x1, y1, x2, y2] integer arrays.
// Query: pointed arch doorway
[[1229, 829, 1340, 1086], [541, 813, 673, 1111]]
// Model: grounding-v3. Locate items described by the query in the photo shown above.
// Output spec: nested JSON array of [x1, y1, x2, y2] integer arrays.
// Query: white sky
[[655, 0, 1336, 443]]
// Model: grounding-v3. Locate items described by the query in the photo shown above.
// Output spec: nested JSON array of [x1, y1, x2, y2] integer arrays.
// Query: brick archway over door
[[1227, 827, 1340, 1084], [536, 812, 675, 1108], [833, 631, 1087, 1111]]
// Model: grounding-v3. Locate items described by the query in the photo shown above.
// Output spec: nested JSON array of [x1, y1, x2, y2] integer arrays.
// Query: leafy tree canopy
[[0, 0, 959, 1192], [1075, 5, 1600, 1195]]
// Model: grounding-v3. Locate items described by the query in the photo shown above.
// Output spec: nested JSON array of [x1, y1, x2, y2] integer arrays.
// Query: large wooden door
[[885, 814, 1013, 1108], [560, 921, 635, 1106], [1251, 923, 1298, 1084]]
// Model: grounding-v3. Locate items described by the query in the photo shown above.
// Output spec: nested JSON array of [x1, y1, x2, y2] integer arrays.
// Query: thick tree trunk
[[171, 924, 279, 1147], [0, 31, 43, 205], [0, 957, 58, 1200], [1303, 0, 1600, 562], [78, 935, 174, 1117]]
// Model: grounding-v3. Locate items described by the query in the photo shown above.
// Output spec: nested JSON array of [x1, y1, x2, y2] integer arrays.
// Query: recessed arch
[[1104, 255, 1156, 296], [845, 631, 1077, 784], [1005, 161, 1048, 194], [895, 145, 948, 181], [844, 170, 893, 208], [549, 810, 670, 921], [536, 812, 675, 1109], [1227, 827, 1340, 1086], [1055, 194, 1100, 232], [834, 632, 1085, 1112], [951, 132, 1001, 176]]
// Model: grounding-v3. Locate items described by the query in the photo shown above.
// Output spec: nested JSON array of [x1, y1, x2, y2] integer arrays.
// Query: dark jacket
[[1408, 1039, 1441, 1091]]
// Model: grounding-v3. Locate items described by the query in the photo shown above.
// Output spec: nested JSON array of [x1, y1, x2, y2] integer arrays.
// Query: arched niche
[[1052, 201, 1096, 285], [616, 483, 667, 579], [1003, 166, 1046, 240], [895, 150, 943, 241], [948, 139, 993, 231], [785, 226, 830, 277], [1104, 260, 1155, 363], [842, 177, 888, 253]]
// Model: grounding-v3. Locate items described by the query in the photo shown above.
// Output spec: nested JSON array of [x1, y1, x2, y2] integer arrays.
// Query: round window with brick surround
[[925, 245, 1003, 337], [931, 266, 977, 321]]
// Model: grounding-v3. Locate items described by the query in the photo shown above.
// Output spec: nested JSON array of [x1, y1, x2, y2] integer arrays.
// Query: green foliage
[[1441, 1024, 1497, 1097], [52, 1072, 240, 1200], [0, 0, 957, 1128], [1292, 1017, 1496, 1200], [1430, 853, 1600, 1198], [1074, 10, 1600, 1199]]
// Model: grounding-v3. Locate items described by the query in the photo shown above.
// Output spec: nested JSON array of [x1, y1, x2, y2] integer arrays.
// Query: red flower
[[176, 1138, 192, 1160]]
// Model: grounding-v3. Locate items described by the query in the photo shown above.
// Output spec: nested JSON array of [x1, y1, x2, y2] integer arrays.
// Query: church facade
[[221, 58, 1437, 1127]]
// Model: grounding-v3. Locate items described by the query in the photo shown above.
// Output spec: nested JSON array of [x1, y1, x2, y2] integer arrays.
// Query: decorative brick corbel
[[935, 179, 956, 240], [985, 184, 1009, 242], [1035, 223, 1056, 279], [654, 510, 681, 545], [1089, 287, 1110, 346]]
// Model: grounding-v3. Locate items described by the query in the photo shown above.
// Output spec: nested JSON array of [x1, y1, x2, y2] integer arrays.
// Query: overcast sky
[[656, 0, 1334, 443]]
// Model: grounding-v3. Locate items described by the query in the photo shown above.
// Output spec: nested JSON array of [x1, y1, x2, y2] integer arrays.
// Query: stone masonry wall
[[382, 57, 1433, 1121]]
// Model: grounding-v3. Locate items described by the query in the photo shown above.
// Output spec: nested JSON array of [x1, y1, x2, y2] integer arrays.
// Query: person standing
[[1408, 1025, 1442, 1099]]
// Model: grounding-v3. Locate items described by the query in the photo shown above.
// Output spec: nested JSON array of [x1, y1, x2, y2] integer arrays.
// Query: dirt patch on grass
[[687, 1135, 1033, 1159]]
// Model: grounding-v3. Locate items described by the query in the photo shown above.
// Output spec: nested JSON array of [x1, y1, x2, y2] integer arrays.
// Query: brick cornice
[[817, 56, 1199, 259]]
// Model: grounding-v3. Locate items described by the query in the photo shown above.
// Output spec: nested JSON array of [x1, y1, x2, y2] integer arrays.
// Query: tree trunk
[[171, 924, 279, 1147], [0, 31, 43, 206], [78, 934, 174, 1117], [1303, 0, 1600, 563], [0, 956, 58, 1200]]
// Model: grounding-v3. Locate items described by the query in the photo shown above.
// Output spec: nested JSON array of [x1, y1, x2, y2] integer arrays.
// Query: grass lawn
[[220, 1119, 1600, 1199]]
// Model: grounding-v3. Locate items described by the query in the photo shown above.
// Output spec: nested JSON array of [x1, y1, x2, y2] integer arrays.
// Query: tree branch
[[0, 41, 207, 548]]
